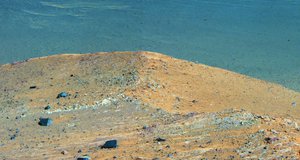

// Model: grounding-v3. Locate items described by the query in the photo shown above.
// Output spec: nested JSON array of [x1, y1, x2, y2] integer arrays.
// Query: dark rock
[[10, 134, 17, 140], [9, 129, 20, 140], [56, 92, 69, 98], [77, 155, 91, 160], [61, 150, 68, 155], [38, 118, 53, 126], [142, 125, 149, 130], [44, 105, 51, 110], [29, 86, 37, 89], [15, 116, 21, 120], [101, 139, 118, 149], [155, 137, 166, 142], [167, 154, 173, 158], [264, 137, 279, 144], [74, 92, 79, 98]]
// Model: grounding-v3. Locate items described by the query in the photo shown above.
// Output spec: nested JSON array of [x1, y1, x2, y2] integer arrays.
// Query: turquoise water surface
[[0, 0, 299, 91]]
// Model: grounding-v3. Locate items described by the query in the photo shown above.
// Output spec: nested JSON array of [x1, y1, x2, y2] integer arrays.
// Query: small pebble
[[29, 86, 37, 89], [44, 105, 51, 110], [271, 129, 278, 134], [61, 150, 68, 155], [142, 125, 149, 130], [10, 134, 17, 140], [57, 92, 69, 98], [77, 155, 91, 160], [167, 154, 173, 158], [155, 137, 166, 142]]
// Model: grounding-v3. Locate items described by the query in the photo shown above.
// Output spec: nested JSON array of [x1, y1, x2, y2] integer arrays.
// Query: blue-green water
[[0, 0, 300, 91]]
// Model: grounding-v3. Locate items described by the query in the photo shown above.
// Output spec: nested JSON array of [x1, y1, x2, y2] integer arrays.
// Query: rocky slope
[[0, 51, 299, 159]]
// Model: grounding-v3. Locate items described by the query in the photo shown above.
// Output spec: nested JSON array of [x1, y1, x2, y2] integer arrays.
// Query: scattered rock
[[101, 139, 118, 149], [29, 86, 37, 89], [264, 137, 279, 144], [56, 92, 69, 98], [38, 118, 53, 126], [167, 153, 173, 158], [142, 125, 149, 130], [8, 129, 19, 140], [192, 100, 198, 103], [15, 116, 21, 120], [271, 129, 279, 134], [142, 125, 155, 133], [77, 155, 91, 160], [61, 150, 68, 155], [155, 137, 166, 142], [74, 92, 79, 98], [10, 134, 17, 140], [44, 105, 51, 110]]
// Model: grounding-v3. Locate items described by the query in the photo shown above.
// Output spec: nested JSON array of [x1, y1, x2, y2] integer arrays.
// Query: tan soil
[[0, 51, 299, 159]]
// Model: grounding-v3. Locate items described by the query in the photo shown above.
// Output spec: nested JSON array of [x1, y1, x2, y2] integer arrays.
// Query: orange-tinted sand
[[0, 51, 299, 159]]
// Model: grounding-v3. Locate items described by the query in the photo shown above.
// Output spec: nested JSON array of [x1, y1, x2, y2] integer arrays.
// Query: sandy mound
[[0, 51, 299, 159]]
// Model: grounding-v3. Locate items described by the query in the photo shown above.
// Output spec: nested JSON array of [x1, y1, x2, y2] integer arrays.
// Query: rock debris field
[[0, 51, 300, 159]]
